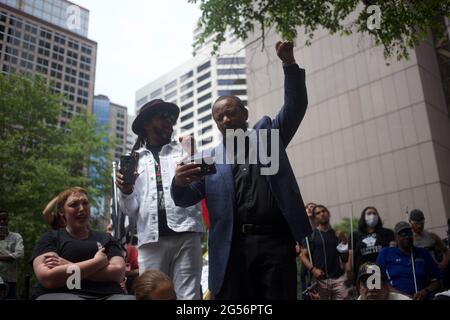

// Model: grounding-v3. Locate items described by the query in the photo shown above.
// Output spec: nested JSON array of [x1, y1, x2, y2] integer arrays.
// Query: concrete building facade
[[92, 94, 128, 221], [125, 113, 135, 154], [245, 24, 450, 235], [93, 94, 128, 164], [0, 0, 96, 127]]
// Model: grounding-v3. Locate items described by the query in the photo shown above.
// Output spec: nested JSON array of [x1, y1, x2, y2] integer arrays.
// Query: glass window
[[217, 78, 246, 86], [181, 122, 194, 130], [197, 72, 210, 83], [36, 65, 48, 74], [197, 60, 211, 73], [181, 101, 193, 112], [181, 112, 194, 123], [218, 89, 247, 96], [180, 92, 193, 102], [197, 93, 211, 104], [198, 125, 213, 136], [0, 11, 7, 23], [164, 90, 177, 100], [164, 79, 177, 91], [217, 68, 246, 75], [81, 45, 92, 55], [150, 88, 162, 99], [217, 57, 246, 65], [136, 96, 148, 108], [198, 114, 212, 124], [180, 81, 193, 93], [197, 104, 211, 115], [197, 82, 211, 94], [201, 136, 213, 146], [180, 70, 193, 83]]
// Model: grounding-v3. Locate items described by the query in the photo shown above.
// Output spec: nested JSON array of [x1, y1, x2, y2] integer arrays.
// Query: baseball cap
[[357, 262, 386, 286], [394, 221, 412, 234]]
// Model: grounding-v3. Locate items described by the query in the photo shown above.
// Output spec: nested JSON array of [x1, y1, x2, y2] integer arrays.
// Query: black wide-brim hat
[[132, 99, 180, 135]]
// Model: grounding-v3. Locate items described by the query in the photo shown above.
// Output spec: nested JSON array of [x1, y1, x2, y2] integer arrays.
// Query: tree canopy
[[0, 73, 111, 295], [190, 0, 450, 60]]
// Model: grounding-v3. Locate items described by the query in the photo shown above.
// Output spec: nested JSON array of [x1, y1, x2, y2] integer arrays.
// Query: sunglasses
[[154, 111, 177, 123], [398, 229, 412, 237]]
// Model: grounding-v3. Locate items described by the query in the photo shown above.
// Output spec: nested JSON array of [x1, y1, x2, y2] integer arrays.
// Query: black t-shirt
[[302, 228, 343, 279], [350, 228, 395, 274], [444, 237, 450, 289], [30, 229, 124, 299]]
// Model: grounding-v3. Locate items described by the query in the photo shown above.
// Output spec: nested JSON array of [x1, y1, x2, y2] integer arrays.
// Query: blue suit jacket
[[171, 64, 312, 295]]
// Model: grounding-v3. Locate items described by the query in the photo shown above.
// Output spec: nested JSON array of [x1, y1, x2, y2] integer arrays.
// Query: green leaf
[[0, 73, 111, 296], [190, 0, 450, 60]]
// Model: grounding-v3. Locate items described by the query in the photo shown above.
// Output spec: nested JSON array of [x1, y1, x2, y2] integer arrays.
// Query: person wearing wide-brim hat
[[131, 99, 179, 136], [116, 99, 204, 300]]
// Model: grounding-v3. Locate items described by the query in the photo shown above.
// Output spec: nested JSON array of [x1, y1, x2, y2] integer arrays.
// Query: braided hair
[[131, 129, 148, 153]]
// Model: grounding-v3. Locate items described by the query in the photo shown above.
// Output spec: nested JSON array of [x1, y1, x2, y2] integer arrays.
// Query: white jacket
[[119, 142, 204, 247]]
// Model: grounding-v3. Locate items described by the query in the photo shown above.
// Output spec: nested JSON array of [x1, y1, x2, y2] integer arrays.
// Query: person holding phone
[[116, 99, 204, 300], [172, 41, 311, 299]]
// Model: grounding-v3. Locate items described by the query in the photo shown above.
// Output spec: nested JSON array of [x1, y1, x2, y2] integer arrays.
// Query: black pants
[[300, 262, 311, 299], [444, 264, 450, 290], [5, 282, 17, 300], [216, 233, 297, 300]]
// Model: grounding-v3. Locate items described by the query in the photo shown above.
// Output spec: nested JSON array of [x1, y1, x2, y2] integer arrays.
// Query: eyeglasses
[[156, 111, 176, 123], [397, 230, 412, 238]]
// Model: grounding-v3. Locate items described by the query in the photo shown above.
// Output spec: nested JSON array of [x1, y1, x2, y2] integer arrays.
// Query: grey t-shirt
[[0, 231, 24, 282]]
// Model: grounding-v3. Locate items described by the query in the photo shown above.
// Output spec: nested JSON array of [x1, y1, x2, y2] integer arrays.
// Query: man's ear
[[243, 107, 249, 120]]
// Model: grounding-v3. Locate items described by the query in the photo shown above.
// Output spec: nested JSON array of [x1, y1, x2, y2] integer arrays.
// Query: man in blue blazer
[[171, 41, 312, 299]]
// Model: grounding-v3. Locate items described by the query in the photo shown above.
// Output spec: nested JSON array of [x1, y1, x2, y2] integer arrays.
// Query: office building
[[92, 94, 128, 220], [136, 29, 247, 151], [0, 0, 96, 126], [126, 113, 135, 154], [245, 20, 450, 235], [93, 94, 128, 164]]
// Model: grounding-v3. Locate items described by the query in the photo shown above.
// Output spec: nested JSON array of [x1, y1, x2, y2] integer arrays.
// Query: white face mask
[[365, 214, 379, 228]]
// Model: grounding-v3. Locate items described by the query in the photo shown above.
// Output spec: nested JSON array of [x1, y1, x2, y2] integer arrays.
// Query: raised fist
[[276, 41, 296, 65]]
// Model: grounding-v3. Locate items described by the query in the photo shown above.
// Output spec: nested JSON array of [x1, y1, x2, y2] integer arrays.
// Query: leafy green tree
[[0, 73, 111, 297], [333, 217, 360, 239], [190, 0, 449, 60]]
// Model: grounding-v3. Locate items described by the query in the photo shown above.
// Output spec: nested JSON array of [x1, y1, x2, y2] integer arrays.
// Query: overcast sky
[[71, 0, 201, 116]]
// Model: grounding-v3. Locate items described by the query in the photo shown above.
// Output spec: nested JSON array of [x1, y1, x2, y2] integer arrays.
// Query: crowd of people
[[298, 205, 450, 300], [1, 40, 450, 300]]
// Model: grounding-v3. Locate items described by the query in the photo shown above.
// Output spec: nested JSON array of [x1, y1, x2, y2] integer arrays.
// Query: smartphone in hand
[[198, 160, 216, 176], [181, 156, 216, 176], [102, 239, 119, 253], [120, 153, 139, 185]]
